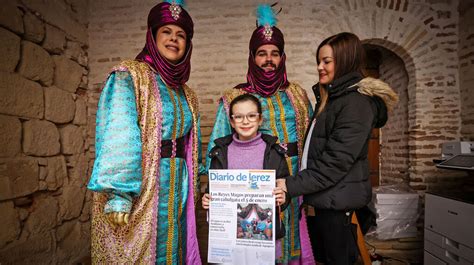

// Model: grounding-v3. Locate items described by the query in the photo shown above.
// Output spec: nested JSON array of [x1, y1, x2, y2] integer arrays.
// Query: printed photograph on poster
[[237, 203, 273, 241]]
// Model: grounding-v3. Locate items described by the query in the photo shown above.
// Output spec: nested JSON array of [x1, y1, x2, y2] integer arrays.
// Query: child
[[202, 93, 289, 242]]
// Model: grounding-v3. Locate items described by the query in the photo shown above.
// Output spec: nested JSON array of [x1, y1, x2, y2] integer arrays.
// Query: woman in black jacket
[[279, 32, 398, 264]]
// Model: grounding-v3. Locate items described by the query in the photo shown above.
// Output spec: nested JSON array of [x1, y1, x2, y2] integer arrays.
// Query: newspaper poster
[[207, 169, 276, 265]]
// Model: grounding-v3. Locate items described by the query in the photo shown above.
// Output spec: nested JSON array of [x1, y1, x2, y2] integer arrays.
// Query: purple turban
[[237, 25, 289, 97], [136, 1, 194, 88], [147, 1, 194, 41], [249, 26, 284, 55]]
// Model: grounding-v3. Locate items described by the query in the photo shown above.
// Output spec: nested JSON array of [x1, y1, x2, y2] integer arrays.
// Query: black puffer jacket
[[286, 73, 398, 210], [208, 133, 290, 239]]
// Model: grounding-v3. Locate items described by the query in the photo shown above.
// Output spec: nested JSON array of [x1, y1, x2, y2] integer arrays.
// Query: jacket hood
[[328, 72, 363, 98], [356, 77, 399, 128]]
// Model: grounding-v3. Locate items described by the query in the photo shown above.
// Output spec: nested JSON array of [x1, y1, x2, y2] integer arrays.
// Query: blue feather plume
[[165, 0, 185, 7], [256, 4, 277, 27]]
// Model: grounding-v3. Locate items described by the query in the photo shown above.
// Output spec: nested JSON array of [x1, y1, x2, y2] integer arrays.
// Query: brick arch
[[361, 39, 415, 174], [309, 0, 461, 190], [363, 40, 411, 184], [363, 38, 415, 127]]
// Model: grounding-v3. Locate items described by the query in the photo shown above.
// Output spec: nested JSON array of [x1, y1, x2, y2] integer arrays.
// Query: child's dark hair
[[229, 94, 262, 117]]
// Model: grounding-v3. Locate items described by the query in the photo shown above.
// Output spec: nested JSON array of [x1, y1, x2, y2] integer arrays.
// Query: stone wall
[[0, 0, 90, 263], [459, 1, 474, 141]]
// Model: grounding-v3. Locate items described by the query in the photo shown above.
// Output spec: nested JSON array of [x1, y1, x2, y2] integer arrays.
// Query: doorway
[[363, 44, 409, 186]]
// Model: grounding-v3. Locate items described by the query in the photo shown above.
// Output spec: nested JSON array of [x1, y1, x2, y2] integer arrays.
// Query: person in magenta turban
[[87, 1, 204, 263]]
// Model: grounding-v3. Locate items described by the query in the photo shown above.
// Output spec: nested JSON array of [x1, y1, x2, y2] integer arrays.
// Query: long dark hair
[[316, 32, 367, 116]]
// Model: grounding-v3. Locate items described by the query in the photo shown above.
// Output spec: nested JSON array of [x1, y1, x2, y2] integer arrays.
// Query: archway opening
[[363, 44, 410, 186]]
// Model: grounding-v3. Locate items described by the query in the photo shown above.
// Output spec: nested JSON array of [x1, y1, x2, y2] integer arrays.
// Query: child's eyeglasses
[[231, 113, 260, 123]]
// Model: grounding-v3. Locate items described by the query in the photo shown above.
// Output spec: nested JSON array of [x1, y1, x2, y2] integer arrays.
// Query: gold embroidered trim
[[222, 88, 246, 114], [265, 97, 278, 138], [165, 87, 179, 263], [286, 83, 311, 164], [167, 158, 177, 264]]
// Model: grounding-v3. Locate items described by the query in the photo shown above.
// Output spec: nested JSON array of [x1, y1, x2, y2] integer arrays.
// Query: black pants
[[307, 210, 358, 265]]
